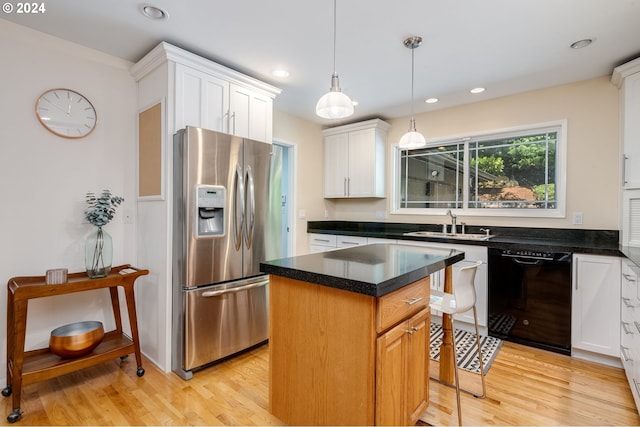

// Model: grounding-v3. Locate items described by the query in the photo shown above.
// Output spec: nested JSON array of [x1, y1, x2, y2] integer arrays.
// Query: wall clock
[[35, 88, 97, 139]]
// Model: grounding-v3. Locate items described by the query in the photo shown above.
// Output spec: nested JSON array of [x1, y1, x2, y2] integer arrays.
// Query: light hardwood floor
[[1, 341, 638, 426]]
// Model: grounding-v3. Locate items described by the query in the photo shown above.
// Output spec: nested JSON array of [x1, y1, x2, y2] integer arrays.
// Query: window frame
[[390, 120, 567, 218]]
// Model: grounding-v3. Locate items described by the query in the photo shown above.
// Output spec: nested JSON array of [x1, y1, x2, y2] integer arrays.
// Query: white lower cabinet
[[337, 235, 368, 248], [572, 254, 621, 358], [308, 233, 337, 253], [621, 258, 640, 412], [400, 240, 488, 333]]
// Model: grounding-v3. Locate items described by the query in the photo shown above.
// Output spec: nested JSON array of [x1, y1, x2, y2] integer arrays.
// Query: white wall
[[327, 77, 621, 230], [0, 21, 137, 383]]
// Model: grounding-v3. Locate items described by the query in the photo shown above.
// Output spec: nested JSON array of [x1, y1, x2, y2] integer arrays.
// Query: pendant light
[[315, 0, 354, 119], [398, 36, 427, 149]]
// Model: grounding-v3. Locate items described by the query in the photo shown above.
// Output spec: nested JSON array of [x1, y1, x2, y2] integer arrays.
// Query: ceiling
[[4, 0, 640, 127]]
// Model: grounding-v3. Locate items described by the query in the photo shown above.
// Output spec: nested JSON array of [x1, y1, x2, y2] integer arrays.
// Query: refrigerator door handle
[[244, 166, 256, 249], [233, 164, 245, 251], [201, 277, 269, 297]]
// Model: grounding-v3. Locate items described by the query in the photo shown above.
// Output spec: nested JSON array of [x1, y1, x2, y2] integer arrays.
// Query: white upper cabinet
[[323, 119, 390, 198], [613, 57, 640, 189], [229, 83, 273, 142], [175, 63, 229, 133], [131, 42, 280, 143]]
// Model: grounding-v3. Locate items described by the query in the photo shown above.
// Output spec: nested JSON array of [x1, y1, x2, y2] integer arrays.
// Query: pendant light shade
[[399, 36, 426, 150], [316, 73, 354, 119], [316, 0, 354, 119]]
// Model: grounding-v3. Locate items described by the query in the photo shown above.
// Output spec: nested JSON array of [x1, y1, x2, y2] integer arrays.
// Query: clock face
[[35, 88, 97, 139]]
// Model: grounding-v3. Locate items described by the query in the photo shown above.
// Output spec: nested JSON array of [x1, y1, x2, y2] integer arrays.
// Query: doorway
[[268, 141, 294, 258]]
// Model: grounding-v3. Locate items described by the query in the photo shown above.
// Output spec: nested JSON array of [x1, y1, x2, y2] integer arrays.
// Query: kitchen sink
[[403, 231, 494, 241]]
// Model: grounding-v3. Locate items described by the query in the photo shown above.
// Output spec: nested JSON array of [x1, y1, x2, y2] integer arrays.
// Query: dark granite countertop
[[621, 246, 640, 268], [307, 221, 623, 257], [260, 243, 465, 297]]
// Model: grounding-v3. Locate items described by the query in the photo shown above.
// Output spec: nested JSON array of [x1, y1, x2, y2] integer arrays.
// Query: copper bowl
[[49, 321, 104, 358]]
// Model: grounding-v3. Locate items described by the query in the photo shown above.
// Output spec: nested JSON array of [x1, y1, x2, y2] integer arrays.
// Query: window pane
[[399, 144, 464, 209], [469, 132, 557, 209]]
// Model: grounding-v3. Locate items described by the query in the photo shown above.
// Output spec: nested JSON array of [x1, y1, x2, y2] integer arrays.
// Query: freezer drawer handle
[[201, 279, 269, 298]]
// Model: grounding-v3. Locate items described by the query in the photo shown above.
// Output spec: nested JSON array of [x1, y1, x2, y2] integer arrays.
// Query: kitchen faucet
[[445, 209, 457, 234]]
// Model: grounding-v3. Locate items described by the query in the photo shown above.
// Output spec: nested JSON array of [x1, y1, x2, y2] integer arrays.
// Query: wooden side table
[[2, 264, 149, 423]]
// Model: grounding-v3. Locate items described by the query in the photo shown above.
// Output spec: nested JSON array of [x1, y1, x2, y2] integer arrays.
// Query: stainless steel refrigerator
[[172, 126, 272, 380]]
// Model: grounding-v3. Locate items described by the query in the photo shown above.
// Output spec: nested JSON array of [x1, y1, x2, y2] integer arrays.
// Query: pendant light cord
[[410, 44, 415, 121], [332, 0, 337, 73]]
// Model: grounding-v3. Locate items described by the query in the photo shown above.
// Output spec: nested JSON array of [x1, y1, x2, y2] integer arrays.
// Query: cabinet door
[[229, 84, 273, 142], [376, 318, 408, 426], [376, 307, 429, 426], [348, 128, 380, 197], [572, 254, 621, 356], [405, 308, 430, 424], [324, 133, 349, 197], [175, 64, 228, 133], [623, 72, 640, 189]]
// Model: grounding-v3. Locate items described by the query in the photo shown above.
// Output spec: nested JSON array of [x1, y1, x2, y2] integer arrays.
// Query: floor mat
[[430, 322, 503, 375]]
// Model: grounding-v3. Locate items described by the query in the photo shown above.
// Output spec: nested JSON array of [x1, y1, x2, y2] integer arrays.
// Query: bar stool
[[429, 260, 486, 426]]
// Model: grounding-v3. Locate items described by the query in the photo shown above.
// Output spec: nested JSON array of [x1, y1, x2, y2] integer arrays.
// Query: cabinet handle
[[624, 154, 629, 185], [623, 322, 634, 335], [622, 346, 633, 362], [574, 257, 579, 291], [623, 298, 635, 308], [635, 321, 640, 334], [347, 177, 351, 196], [403, 296, 423, 305], [635, 379, 640, 396], [313, 238, 330, 243], [343, 178, 347, 196], [231, 112, 236, 135], [406, 327, 419, 335], [623, 273, 637, 282]]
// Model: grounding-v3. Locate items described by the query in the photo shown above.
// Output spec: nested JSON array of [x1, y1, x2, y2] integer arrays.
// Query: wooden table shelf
[[3, 264, 149, 423]]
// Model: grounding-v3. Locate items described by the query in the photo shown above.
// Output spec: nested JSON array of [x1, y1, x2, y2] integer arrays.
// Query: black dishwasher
[[488, 248, 572, 355]]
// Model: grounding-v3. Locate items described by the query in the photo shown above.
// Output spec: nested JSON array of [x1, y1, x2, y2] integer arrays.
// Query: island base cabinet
[[376, 307, 430, 426], [269, 276, 377, 426], [269, 275, 430, 426]]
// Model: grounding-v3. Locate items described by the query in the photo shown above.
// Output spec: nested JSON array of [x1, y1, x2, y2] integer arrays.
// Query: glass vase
[[85, 226, 112, 278]]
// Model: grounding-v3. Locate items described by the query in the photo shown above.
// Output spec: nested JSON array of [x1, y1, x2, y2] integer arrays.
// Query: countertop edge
[[307, 221, 623, 257], [261, 249, 465, 297]]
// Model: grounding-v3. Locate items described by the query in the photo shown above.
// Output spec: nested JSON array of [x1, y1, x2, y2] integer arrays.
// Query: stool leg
[[451, 323, 462, 426], [472, 306, 487, 398]]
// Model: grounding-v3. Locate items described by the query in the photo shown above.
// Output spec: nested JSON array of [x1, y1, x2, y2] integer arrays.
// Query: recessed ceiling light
[[425, 98, 439, 104], [271, 69, 290, 78], [570, 38, 593, 49], [470, 87, 485, 94], [140, 5, 169, 20]]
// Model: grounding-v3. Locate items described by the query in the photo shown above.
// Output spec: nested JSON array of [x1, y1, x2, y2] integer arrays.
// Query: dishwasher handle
[[201, 278, 269, 298]]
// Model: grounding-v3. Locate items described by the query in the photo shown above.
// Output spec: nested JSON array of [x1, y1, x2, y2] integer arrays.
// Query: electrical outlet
[[299, 209, 306, 219], [572, 212, 583, 225]]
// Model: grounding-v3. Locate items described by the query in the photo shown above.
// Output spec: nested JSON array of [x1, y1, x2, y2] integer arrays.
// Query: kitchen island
[[260, 243, 464, 426]]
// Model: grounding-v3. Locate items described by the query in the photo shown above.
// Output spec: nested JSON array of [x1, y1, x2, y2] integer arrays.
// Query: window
[[392, 121, 566, 217]]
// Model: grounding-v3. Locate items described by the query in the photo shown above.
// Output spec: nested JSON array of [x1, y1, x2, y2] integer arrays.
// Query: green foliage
[[85, 190, 124, 227], [471, 155, 504, 176], [476, 134, 556, 188], [533, 183, 554, 201]]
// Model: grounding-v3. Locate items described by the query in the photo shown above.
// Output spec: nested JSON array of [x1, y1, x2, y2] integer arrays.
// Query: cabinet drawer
[[337, 235, 367, 248], [308, 233, 337, 248], [376, 277, 429, 333]]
